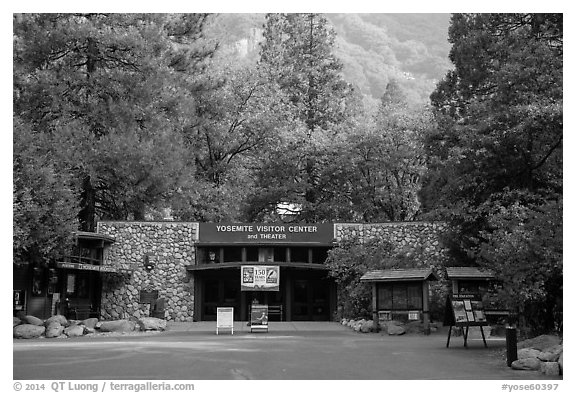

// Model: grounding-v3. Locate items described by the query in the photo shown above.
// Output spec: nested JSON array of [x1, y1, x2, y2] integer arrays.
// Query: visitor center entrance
[[188, 223, 337, 322]]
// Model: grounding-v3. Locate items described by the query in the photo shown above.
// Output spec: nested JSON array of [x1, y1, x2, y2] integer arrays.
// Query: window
[[246, 247, 259, 262], [200, 248, 220, 264], [377, 283, 423, 310], [290, 247, 308, 263], [223, 247, 242, 263], [274, 247, 287, 262], [312, 247, 329, 264]]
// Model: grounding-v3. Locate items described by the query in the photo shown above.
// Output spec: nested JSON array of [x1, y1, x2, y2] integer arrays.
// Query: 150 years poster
[[241, 266, 280, 291]]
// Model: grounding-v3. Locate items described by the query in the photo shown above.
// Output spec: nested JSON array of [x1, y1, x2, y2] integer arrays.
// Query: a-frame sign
[[444, 293, 488, 348]]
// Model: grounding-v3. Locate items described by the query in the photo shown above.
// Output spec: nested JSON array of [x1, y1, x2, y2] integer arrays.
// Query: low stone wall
[[97, 221, 198, 322]]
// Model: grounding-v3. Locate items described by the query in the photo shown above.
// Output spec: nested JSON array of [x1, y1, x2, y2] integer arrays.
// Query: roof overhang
[[446, 267, 496, 280], [187, 261, 330, 271], [360, 268, 438, 283], [74, 231, 116, 244]]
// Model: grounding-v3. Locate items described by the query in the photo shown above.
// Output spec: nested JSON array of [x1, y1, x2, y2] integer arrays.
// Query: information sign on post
[[216, 307, 234, 335]]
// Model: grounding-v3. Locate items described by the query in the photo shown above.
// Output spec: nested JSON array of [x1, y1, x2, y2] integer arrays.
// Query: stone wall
[[335, 222, 450, 271], [97, 221, 198, 322]]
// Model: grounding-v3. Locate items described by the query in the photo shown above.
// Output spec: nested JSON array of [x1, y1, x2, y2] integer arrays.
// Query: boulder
[[81, 318, 99, 329], [538, 345, 562, 362], [22, 315, 44, 326], [518, 348, 543, 360], [14, 324, 45, 339], [518, 335, 561, 351], [13, 317, 22, 327], [137, 317, 167, 331], [64, 325, 85, 337], [45, 324, 64, 338], [359, 320, 373, 333], [540, 362, 560, 376], [45, 315, 68, 327], [98, 320, 137, 333], [387, 324, 406, 336], [84, 327, 96, 335], [511, 358, 542, 371]]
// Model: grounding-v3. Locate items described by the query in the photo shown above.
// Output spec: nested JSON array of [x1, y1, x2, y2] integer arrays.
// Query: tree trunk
[[78, 175, 96, 232]]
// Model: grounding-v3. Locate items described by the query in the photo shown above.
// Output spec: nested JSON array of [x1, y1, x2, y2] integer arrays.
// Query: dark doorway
[[291, 278, 330, 321]]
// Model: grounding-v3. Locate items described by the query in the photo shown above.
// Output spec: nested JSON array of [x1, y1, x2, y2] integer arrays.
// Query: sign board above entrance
[[241, 266, 280, 291], [199, 223, 335, 245]]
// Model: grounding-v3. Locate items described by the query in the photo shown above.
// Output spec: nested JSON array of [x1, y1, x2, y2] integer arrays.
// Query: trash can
[[506, 327, 518, 367]]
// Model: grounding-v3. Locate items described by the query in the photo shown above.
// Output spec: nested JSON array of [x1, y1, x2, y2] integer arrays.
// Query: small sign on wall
[[13, 290, 26, 311], [408, 311, 420, 321]]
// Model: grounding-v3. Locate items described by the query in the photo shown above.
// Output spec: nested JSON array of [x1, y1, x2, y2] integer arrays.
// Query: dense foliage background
[[13, 13, 562, 335]]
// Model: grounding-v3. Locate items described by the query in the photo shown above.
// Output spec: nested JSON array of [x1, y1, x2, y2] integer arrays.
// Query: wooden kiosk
[[360, 268, 438, 333]]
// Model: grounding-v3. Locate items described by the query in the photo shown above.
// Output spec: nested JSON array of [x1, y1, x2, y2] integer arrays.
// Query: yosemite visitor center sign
[[199, 223, 334, 244]]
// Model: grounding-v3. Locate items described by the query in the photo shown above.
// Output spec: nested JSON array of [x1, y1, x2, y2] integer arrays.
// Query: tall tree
[[252, 13, 356, 222], [423, 13, 562, 334], [260, 13, 353, 134], [172, 60, 296, 222], [13, 118, 78, 265], [347, 83, 430, 222], [14, 13, 216, 229]]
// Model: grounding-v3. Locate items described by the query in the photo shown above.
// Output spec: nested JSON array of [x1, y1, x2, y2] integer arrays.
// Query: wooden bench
[[267, 305, 283, 321], [67, 302, 100, 320]]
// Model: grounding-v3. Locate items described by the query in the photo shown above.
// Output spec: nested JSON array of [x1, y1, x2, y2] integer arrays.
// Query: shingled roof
[[360, 268, 438, 282], [446, 267, 495, 280]]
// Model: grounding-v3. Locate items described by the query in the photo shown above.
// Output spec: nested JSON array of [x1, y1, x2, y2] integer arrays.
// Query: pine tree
[[260, 13, 353, 134]]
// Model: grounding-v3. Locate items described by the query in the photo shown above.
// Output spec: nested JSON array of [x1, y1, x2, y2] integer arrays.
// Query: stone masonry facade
[[335, 222, 450, 271], [97, 221, 198, 322], [96, 221, 449, 322]]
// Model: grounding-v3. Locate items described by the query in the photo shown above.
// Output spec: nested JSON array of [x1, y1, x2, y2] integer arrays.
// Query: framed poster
[[451, 300, 468, 323], [471, 300, 486, 322], [13, 290, 26, 311], [241, 266, 280, 291], [250, 304, 269, 326], [473, 309, 486, 322]]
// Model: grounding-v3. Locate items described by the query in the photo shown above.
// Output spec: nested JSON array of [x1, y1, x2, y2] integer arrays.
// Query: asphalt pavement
[[13, 322, 562, 381]]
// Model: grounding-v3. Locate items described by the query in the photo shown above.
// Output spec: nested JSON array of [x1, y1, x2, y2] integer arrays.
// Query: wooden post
[[372, 283, 379, 332], [422, 280, 430, 334], [452, 279, 459, 295]]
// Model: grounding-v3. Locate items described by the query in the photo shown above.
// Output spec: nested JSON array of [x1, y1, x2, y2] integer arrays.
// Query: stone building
[[94, 221, 449, 322]]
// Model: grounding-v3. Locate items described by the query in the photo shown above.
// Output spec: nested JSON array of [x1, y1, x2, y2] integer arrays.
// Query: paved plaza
[[13, 322, 563, 381]]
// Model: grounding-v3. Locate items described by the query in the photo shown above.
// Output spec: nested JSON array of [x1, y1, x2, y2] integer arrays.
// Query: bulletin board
[[444, 294, 488, 348]]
